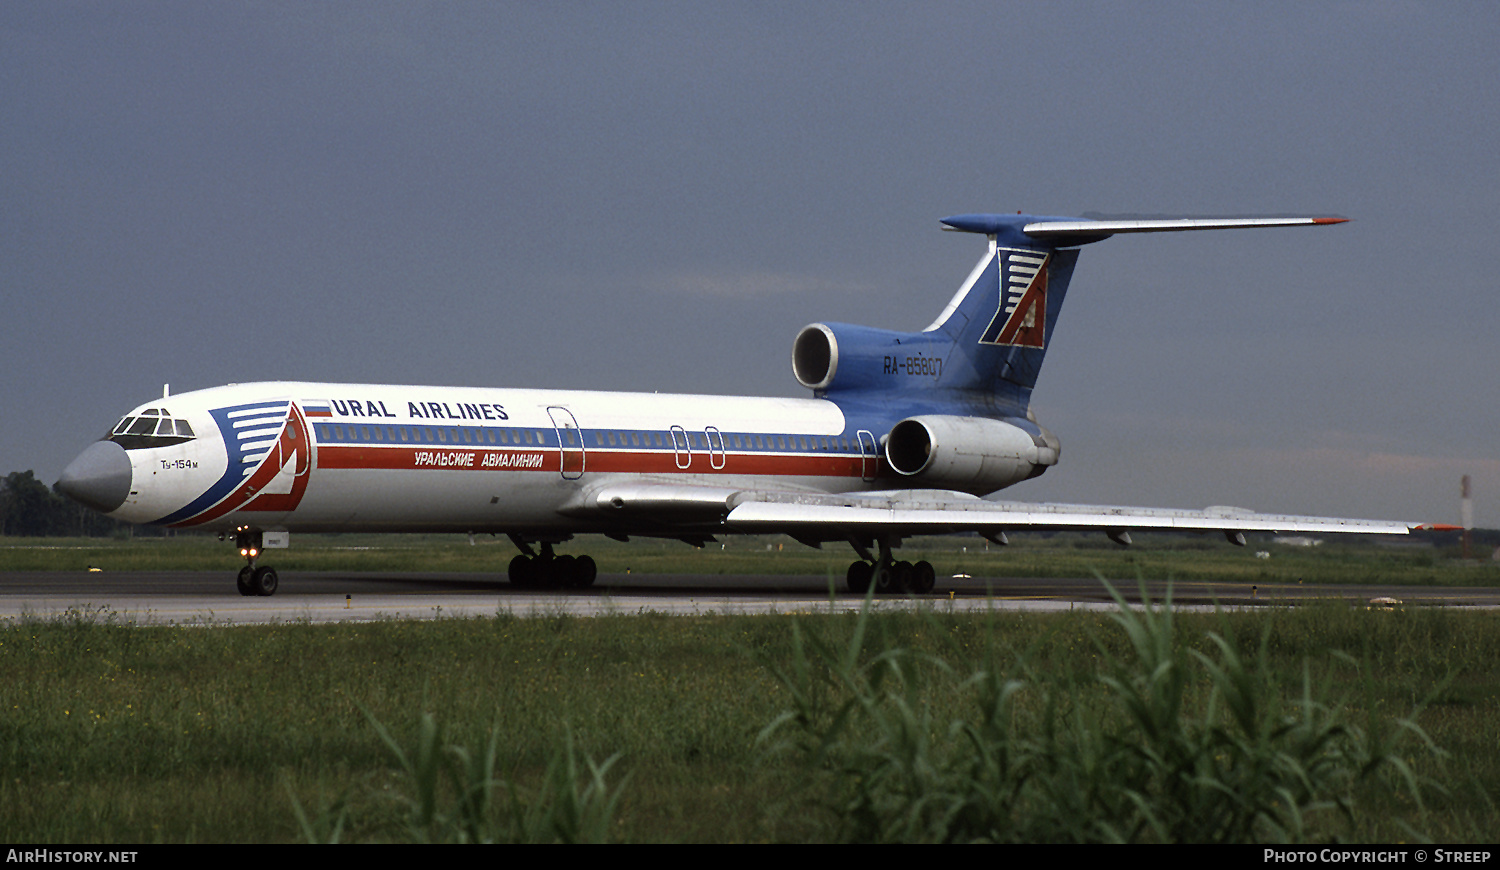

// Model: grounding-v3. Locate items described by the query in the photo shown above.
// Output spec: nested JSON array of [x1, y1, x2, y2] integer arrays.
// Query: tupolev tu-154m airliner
[[57, 212, 1450, 597]]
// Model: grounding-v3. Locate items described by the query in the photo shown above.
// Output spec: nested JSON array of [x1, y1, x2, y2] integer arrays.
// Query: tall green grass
[[301, 712, 625, 844], [758, 584, 1441, 842], [1, 599, 1496, 841]]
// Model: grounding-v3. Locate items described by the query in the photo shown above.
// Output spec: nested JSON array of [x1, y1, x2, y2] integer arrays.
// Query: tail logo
[[978, 249, 1049, 349]]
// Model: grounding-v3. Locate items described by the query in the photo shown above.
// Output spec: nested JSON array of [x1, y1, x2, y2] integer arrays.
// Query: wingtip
[[1411, 522, 1463, 531], [1312, 217, 1350, 225]]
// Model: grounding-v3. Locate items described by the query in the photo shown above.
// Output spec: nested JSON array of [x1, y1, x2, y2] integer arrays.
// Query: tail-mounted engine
[[792, 322, 950, 395], [884, 414, 1060, 495], [791, 323, 840, 391]]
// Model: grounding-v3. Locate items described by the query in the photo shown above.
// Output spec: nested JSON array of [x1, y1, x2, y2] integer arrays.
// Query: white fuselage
[[102, 381, 884, 535]]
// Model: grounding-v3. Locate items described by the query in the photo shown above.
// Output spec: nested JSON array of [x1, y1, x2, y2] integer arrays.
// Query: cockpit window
[[108, 410, 198, 450]]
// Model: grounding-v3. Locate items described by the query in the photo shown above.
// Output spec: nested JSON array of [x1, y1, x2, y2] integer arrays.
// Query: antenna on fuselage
[[163, 384, 170, 398]]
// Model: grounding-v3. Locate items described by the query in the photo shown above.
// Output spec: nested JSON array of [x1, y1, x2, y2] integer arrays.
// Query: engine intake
[[885, 415, 1059, 495], [792, 324, 838, 391], [792, 322, 952, 394]]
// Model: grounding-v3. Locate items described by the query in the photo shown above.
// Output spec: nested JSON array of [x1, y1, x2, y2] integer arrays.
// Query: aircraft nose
[[57, 440, 133, 513]]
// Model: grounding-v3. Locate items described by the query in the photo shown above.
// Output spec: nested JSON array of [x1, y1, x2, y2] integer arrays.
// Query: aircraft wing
[[722, 489, 1429, 539], [567, 481, 1441, 541]]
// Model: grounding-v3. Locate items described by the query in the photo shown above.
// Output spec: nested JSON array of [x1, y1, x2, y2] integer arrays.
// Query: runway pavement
[[3, 570, 1498, 625]]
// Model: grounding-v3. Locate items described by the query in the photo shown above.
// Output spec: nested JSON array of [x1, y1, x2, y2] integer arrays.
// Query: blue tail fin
[[792, 212, 1346, 415], [791, 213, 1085, 415], [925, 217, 1083, 409]]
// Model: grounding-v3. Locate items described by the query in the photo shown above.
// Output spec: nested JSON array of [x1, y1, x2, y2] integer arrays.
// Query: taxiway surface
[[3, 571, 1497, 625]]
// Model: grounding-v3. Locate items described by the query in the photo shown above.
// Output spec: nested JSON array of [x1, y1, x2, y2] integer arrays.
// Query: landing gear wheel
[[508, 554, 535, 588], [510, 553, 563, 589], [250, 565, 279, 597], [875, 561, 910, 594], [846, 560, 873, 594], [236, 566, 256, 597], [911, 560, 936, 594], [532, 555, 560, 590], [570, 555, 598, 588]]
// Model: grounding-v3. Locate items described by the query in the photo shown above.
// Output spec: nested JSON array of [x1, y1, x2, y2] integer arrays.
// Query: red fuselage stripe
[[313, 444, 876, 478]]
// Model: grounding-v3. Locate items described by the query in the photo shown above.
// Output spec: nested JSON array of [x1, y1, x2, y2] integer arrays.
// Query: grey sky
[[5, 2, 1497, 528]]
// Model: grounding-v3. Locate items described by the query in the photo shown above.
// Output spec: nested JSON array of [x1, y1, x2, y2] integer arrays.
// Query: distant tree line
[[0, 470, 166, 537]]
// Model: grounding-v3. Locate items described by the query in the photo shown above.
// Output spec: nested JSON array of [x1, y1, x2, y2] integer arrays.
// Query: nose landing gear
[[232, 529, 279, 597]]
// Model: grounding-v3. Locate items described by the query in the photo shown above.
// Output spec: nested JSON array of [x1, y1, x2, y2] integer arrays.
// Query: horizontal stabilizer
[[1024, 216, 1347, 242], [939, 213, 1348, 246]]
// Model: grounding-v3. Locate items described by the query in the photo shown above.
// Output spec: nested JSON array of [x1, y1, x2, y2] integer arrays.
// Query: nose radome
[[57, 440, 132, 514]]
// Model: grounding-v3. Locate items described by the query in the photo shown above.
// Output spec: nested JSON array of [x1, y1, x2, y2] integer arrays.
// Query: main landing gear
[[232, 529, 279, 597], [844, 535, 936, 595], [507, 539, 597, 590], [845, 559, 936, 595]]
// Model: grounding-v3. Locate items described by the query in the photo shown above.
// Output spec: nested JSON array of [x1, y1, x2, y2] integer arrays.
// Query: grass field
[[1, 594, 1498, 842], [3, 533, 1497, 842]]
